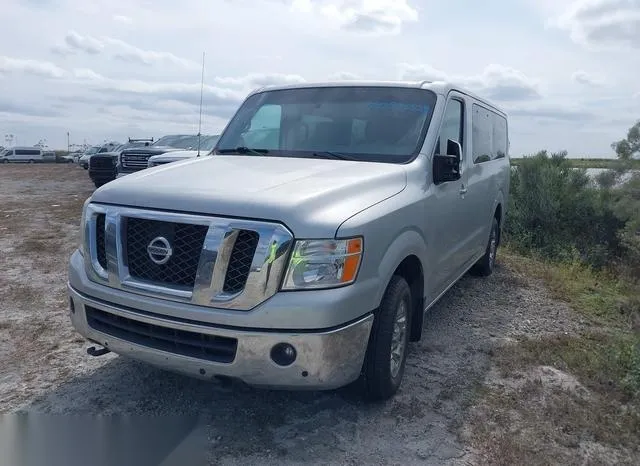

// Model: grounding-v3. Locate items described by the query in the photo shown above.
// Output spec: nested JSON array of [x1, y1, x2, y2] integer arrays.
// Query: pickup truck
[[146, 135, 220, 168], [89, 138, 154, 188], [68, 81, 510, 400], [116, 134, 217, 177]]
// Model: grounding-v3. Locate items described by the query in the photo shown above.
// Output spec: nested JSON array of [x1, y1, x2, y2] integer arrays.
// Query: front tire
[[361, 275, 412, 401], [470, 217, 499, 277]]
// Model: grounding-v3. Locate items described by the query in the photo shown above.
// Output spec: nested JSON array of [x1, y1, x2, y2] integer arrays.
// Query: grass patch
[[499, 246, 639, 328], [470, 249, 640, 464], [496, 333, 640, 402]]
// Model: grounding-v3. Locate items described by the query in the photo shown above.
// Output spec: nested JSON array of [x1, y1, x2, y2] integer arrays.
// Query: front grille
[[85, 306, 237, 363], [125, 218, 208, 288], [122, 152, 151, 170], [90, 157, 114, 169], [96, 213, 107, 270], [84, 204, 293, 311], [224, 230, 259, 294]]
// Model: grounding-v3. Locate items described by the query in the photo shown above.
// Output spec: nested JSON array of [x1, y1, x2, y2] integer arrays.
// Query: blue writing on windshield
[[368, 101, 430, 113]]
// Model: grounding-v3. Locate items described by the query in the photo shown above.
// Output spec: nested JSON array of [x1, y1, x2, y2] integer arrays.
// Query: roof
[[248, 80, 506, 117]]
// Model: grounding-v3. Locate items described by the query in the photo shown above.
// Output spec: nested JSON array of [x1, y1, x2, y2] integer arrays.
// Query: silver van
[[68, 81, 510, 400], [1, 147, 44, 163]]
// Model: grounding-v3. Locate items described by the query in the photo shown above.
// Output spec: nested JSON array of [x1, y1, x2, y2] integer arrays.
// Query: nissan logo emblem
[[146, 236, 173, 265]]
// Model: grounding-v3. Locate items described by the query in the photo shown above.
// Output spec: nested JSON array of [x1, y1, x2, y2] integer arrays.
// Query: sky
[[0, 0, 638, 157]]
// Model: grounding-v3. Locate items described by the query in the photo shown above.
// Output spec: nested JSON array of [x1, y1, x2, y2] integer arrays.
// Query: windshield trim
[[213, 86, 437, 165]]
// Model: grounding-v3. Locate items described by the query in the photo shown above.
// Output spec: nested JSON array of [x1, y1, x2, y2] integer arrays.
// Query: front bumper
[[68, 285, 373, 390], [89, 167, 115, 178]]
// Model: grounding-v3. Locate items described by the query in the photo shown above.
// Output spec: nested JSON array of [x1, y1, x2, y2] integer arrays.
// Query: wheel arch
[[375, 230, 427, 342]]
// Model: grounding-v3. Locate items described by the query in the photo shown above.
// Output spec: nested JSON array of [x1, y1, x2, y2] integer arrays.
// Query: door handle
[[459, 186, 468, 195]]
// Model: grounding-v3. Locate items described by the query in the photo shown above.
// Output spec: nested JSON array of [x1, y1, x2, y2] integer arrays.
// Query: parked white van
[[1, 147, 44, 163]]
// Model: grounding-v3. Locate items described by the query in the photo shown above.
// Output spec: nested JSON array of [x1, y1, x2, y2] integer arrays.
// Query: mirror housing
[[433, 139, 462, 184]]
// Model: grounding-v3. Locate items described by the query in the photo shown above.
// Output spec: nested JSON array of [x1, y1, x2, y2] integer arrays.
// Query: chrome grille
[[121, 152, 151, 169], [96, 213, 107, 270], [125, 218, 208, 288], [83, 204, 294, 311], [223, 230, 260, 294]]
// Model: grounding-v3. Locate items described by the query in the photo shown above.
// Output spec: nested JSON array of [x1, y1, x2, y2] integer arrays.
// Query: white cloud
[[101, 37, 200, 69], [211, 72, 306, 89], [64, 30, 104, 55], [289, 0, 419, 34], [572, 70, 605, 86], [0, 56, 66, 79], [0, 0, 637, 157], [112, 14, 132, 24], [551, 0, 640, 49], [328, 71, 361, 80], [397, 63, 542, 102], [50, 31, 200, 69]]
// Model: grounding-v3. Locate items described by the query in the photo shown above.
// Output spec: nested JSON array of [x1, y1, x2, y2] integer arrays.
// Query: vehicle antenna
[[197, 51, 205, 157]]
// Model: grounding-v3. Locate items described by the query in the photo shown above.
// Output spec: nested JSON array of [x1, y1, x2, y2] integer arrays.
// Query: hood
[[121, 146, 182, 156], [148, 150, 202, 162], [92, 155, 407, 238]]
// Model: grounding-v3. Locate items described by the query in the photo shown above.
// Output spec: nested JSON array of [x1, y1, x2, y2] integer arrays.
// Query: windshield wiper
[[217, 147, 269, 156], [312, 151, 357, 161]]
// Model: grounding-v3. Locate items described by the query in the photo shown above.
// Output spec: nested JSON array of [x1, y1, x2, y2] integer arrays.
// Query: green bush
[[505, 150, 627, 269]]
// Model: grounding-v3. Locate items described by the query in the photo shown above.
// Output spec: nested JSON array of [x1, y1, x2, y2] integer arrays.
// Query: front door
[[428, 94, 469, 296]]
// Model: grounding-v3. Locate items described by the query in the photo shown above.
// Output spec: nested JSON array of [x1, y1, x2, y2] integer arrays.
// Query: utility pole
[[67, 132, 70, 153]]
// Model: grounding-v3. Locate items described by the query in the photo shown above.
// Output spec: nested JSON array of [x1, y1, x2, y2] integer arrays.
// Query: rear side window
[[472, 104, 508, 163], [15, 149, 41, 156]]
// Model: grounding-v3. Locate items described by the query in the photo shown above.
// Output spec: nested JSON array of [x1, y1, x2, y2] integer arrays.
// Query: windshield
[[85, 146, 100, 155], [197, 135, 220, 151], [116, 141, 152, 151], [215, 86, 437, 163], [152, 135, 199, 149]]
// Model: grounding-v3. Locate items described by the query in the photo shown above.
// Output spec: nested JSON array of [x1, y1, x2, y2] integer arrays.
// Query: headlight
[[282, 237, 363, 290]]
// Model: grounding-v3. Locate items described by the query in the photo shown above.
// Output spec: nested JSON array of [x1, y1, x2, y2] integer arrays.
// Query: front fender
[[374, 228, 427, 306]]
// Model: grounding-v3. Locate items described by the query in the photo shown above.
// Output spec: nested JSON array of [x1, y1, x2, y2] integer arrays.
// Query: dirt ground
[[0, 164, 635, 465]]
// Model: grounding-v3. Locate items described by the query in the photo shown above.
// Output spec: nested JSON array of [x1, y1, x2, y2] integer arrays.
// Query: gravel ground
[[0, 164, 587, 465]]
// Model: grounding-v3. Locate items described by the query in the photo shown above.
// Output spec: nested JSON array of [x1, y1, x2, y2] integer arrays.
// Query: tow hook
[[87, 345, 111, 357]]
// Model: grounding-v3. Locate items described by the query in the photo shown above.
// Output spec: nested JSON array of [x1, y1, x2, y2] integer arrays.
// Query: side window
[[472, 104, 508, 163], [472, 104, 492, 163], [434, 99, 463, 156], [15, 150, 27, 156], [243, 104, 281, 149]]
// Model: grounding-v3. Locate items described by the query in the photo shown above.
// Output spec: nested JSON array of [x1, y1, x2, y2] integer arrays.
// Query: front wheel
[[470, 217, 499, 277], [361, 275, 412, 401]]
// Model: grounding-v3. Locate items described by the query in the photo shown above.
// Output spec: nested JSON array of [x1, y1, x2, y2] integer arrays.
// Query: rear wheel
[[470, 217, 499, 277], [361, 275, 412, 401]]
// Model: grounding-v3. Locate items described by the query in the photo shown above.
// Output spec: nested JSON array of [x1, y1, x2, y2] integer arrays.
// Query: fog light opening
[[270, 343, 297, 367]]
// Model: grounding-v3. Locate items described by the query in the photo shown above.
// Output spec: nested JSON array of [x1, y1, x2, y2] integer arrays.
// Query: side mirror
[[433, 139, 462, 184]]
